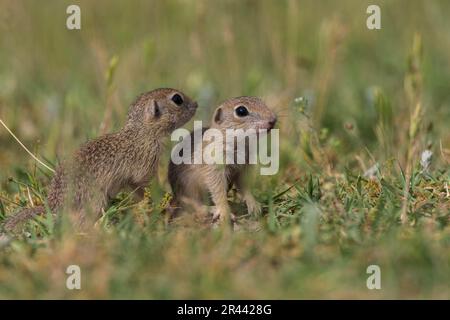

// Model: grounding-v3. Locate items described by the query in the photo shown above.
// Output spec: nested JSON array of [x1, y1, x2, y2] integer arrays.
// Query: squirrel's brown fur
[[3, 88, 197, 232], [168, 96, 276, 224]]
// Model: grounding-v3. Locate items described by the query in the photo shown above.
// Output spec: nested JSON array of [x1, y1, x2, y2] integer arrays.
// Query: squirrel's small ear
[[213, 107, 223, 124], [145, 100, 161, 120]]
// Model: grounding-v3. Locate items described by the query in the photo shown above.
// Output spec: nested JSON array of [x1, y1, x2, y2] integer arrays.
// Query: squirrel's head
[[211, 96, 277, 132], [126, 88, 198, 133]]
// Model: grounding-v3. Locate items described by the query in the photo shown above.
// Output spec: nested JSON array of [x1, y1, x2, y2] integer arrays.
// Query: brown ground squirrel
[[2, 88, 198, 232], [168, 96, 276, 224]]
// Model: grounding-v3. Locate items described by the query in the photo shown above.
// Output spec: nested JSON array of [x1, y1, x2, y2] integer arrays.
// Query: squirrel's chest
[[128, 141, 161, 171]]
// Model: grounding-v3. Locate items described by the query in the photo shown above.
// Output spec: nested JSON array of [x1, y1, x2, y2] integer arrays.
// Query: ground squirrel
[[2, 88, 198, 232], [168, 96, 276, 224]]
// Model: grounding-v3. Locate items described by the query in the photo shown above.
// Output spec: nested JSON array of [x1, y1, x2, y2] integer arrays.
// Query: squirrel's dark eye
[[171, 94, 184, 106], [235, 105, 249, 117]]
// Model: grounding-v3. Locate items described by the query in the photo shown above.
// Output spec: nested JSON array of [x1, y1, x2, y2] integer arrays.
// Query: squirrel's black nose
[[191, 102, 198, 109], [268, 117, 277, 129]]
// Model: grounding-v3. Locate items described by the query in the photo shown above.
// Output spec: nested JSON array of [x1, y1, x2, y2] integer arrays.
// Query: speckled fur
[[3, 88, 197, 232]]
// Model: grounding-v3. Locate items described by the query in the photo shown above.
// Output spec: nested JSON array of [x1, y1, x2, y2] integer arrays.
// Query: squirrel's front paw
[[212, 206, 236, 224], [245, 197, 262, 217]]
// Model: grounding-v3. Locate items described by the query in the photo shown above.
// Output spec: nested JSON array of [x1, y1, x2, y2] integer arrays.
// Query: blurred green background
[[0, 0, 449, 299], [1, 0, 449, 174]]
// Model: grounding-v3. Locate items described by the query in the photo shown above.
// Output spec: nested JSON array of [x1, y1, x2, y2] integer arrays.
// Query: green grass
[[0, 0, 449, 299]]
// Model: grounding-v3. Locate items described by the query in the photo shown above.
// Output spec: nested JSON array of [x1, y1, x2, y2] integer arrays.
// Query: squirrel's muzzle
[[190, 101, 198, 110], [267, 116, 277, 131]]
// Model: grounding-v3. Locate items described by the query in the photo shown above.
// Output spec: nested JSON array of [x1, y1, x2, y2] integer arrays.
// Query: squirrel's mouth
[[256, 121, 276, 132], [253, 115, 277, 132]]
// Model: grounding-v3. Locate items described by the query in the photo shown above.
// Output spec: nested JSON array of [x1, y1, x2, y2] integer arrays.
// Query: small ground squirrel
[[168, 96, 276, 224], [2, 88, 198, 232]]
